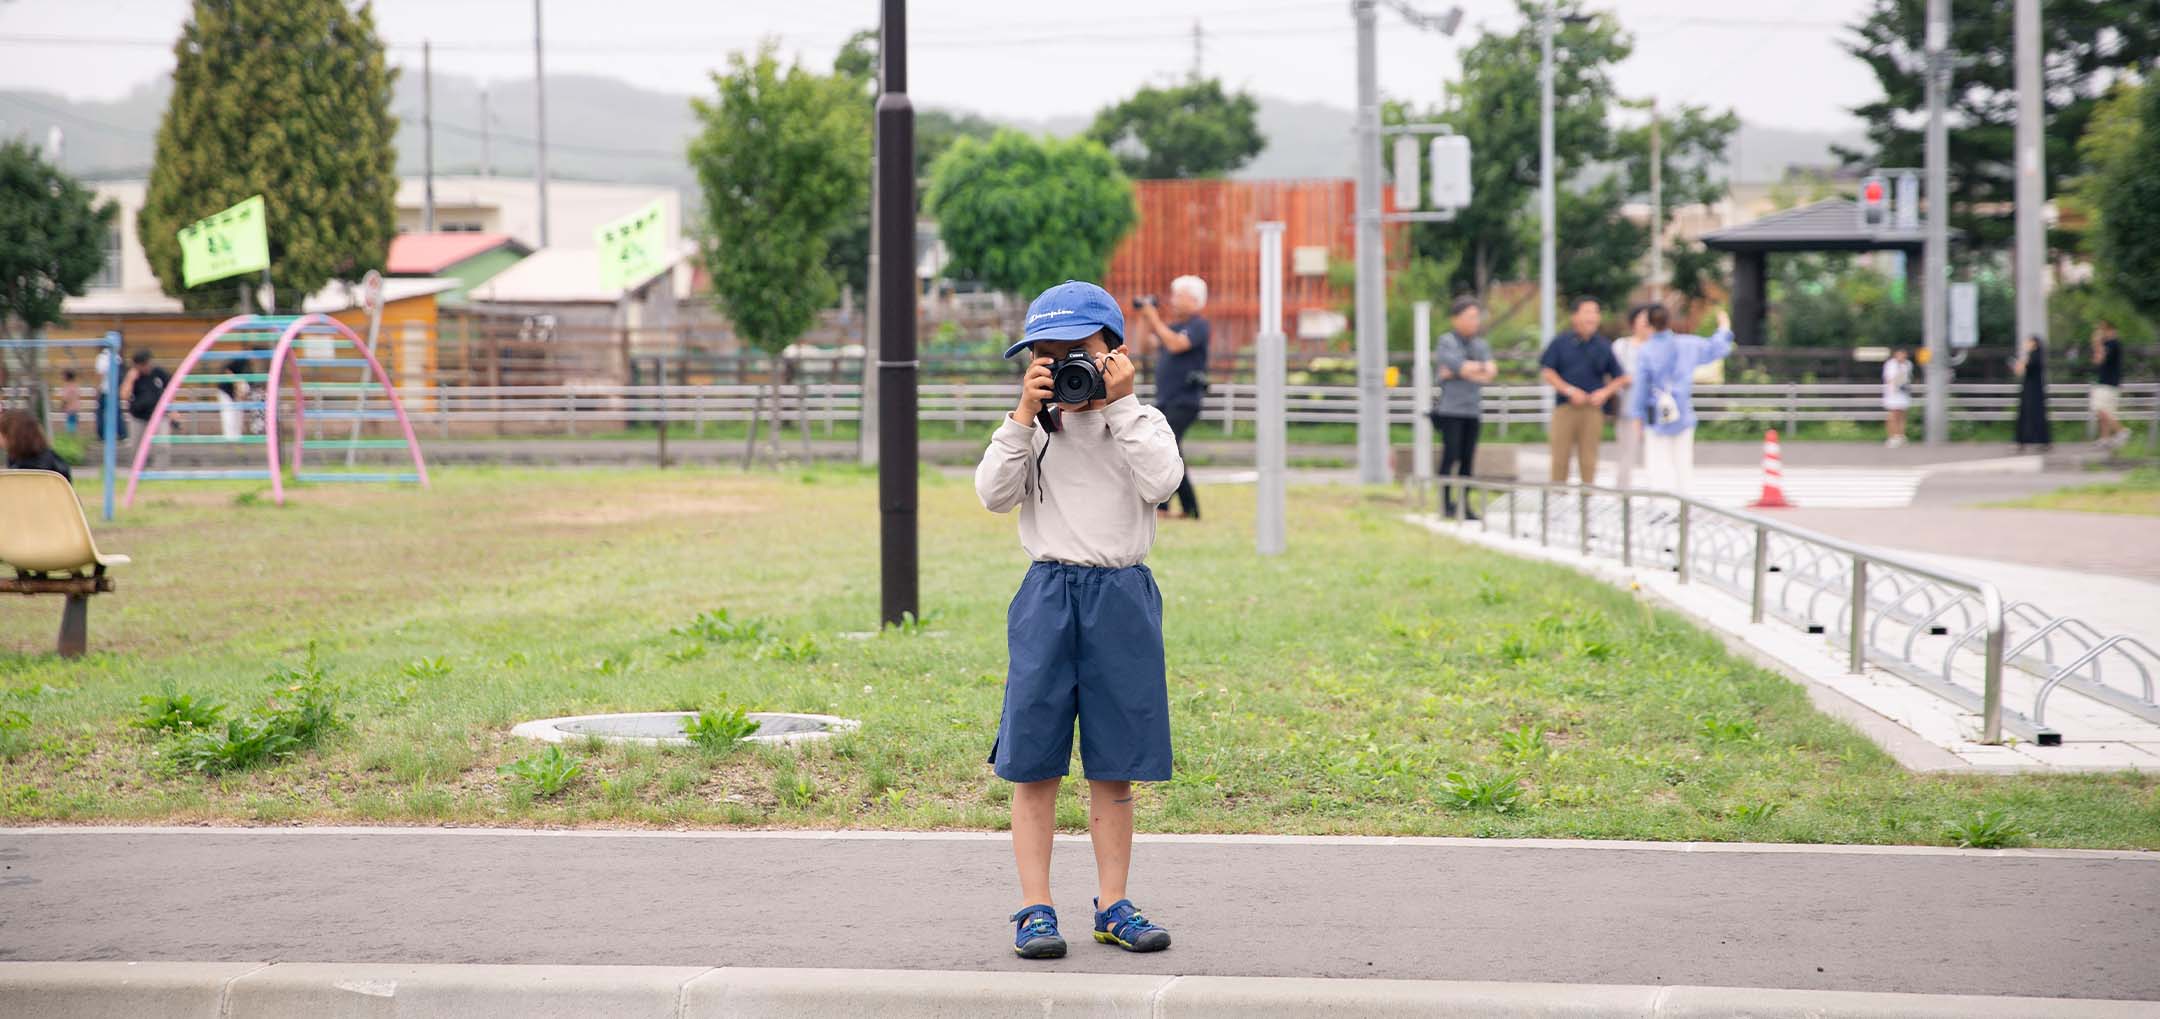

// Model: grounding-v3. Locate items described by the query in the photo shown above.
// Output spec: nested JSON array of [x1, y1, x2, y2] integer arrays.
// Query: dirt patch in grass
[[524, 492, 765, 527]]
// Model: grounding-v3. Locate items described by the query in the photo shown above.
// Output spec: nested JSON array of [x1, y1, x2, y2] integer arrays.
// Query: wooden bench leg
[[58, 594, 90, 658]]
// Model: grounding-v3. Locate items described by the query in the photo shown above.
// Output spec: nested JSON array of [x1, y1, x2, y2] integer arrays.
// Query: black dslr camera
[[1131, 294, 1159, 309], [1035, 349, 1107, 433]]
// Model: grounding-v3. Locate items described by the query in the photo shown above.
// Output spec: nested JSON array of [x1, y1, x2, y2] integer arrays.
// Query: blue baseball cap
[[1003, 280, 1125, 360]]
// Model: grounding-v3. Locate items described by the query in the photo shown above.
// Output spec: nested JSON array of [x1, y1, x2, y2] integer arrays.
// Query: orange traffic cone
[[1750, 429, 1794, 508]]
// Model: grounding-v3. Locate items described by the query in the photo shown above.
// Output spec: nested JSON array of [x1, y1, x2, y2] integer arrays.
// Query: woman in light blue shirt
[[1624, 305, 1733, 495]]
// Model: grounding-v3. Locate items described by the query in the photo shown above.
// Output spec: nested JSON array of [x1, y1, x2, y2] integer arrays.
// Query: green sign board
[[596, 199, 669, 292], [178, 195, 270, 288]]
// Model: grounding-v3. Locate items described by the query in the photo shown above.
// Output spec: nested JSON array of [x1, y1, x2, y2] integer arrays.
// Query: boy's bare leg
[[1087, 779, 1134, 906], [1012, 777, 1060, 909]]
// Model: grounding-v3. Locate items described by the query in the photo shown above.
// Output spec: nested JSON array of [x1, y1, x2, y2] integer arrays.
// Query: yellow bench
[[0, 470, 130, 658]]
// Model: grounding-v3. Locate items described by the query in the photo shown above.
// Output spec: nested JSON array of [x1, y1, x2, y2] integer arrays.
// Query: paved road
[[3, 829, 2155, 1000]]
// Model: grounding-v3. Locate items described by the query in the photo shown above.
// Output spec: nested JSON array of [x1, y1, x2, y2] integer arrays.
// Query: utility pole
[[874, 0, 919, 626], [2013, 0, 2046, 359], [1648, 97, 1662, 301], [480, 87, 493, 177], [1352, 0, 1387, 484], [533, 0, 550, 247], [1538, 9, 1557, 361], [1922, 0, 1951, 446], [1191, 21, 1203, 80], [422, 40, 435, 232]]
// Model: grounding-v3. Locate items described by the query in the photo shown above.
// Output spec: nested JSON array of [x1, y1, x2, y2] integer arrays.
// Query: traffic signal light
[[1860, 175, 1888, 228]]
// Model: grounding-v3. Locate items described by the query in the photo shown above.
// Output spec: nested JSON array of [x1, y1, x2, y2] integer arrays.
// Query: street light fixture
[[1539, 8, 1595, 369]]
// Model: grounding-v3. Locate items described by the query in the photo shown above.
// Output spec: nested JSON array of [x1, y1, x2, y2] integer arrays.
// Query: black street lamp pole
[[875, 0, 919, 626]]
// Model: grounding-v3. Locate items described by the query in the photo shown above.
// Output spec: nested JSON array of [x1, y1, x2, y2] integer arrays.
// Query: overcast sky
[[0, 0, 1878, 133]]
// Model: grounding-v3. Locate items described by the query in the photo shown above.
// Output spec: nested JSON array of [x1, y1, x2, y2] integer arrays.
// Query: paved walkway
[[2, 828, 2155, 1000]]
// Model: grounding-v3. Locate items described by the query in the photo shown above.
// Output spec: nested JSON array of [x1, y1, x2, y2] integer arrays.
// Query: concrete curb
[[3, 964, 2153, 1018]]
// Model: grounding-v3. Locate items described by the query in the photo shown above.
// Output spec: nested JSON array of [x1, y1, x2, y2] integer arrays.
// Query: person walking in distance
[[2090, 322, 2128, 450], [1539, 297, 1627, 485], [1431, 297, 1496, 518], [1132, 275, 1210, 519], [1881, 348, 1913, 448], [1612, 307, 1652, 490], [1625, 305, 1733, 496], [2013, 335, 2051, 453]]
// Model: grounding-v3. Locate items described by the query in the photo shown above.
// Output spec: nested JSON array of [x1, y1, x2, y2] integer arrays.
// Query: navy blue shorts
[[988, 561, 1172, 783]]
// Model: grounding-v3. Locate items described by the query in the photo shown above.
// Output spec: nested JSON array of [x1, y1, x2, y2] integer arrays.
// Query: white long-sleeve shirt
[[975, 396, 1185, 568]]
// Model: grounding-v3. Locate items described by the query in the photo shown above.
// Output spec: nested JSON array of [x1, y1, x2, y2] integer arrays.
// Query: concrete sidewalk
[[2, 828, 2155, 1001]]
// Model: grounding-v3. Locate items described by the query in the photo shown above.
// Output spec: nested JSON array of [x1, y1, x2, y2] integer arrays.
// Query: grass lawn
[[1990, 467, 2160, 517], [3, 468, 2155, 847]]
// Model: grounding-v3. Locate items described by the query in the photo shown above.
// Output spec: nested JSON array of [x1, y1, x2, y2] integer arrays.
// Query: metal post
[[1508, 483, 1519, 537], [875, 0, 920, 626], [1982, 603, 2006, 744], [1750, 525, 1768, 623], [1676, 501, 1691, 584], [1578, 488, 1590, 555], [1849, 557, 1869, 673], [1537, 11, 1557, 386], [1647, 96, 1661, 301], [1539, 488, 1550, 546], [532, 0, 550, 247], [657, 360, 670, 469], [1257, 222, 1288, 556], [422, 40, 435, 233], [1620, 494, 1632, 567], [2012, 0, 2047, 363], [1352, 0, 1389, 484], [1411, 300, 1433, 509], [1922, 0, 1951, 446], [101, 331, 118, 522]]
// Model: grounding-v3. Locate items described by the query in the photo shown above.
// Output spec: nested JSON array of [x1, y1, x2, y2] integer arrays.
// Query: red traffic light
[[1863, 180, 1885, 204]]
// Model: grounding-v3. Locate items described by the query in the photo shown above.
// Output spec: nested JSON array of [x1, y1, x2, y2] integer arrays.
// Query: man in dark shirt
[[123, 349, 172, 428], [1135, 274, 1211, 519], [2091, 321, 2127, 450], [1538, 297, 1627, 484]]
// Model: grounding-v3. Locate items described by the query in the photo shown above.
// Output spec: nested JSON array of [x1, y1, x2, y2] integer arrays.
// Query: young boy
[[59, 369, 84, 435], [975, 280, 1184, 960]]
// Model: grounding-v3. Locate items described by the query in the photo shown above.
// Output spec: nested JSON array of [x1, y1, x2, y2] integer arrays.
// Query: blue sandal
[[1011, 904, 1067, 959], [1092, 898, 1171, 952]]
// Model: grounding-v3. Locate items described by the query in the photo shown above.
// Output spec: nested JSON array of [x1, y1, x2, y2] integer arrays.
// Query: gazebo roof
[[1702, 197, 1956, 253]]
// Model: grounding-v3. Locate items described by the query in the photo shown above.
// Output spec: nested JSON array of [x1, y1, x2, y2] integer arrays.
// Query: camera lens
[[1051, 354, 1101, 404]]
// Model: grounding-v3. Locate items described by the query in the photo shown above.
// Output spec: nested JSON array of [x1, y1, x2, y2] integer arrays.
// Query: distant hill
[[4, 73, 1859, 190]]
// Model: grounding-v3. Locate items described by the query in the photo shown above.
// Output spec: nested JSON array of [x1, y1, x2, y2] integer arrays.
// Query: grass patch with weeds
[[2, 468, 2156, 846]]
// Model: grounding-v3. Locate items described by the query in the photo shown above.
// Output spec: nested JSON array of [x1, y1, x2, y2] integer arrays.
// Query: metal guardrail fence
[[1432, 479, 2160, 749], [38, 380, 2147, 439]]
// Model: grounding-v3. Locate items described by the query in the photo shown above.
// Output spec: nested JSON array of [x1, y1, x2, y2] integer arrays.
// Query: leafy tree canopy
[[1084, 78, 1264, 179], [139, 0, 398, 310], [690, 44, 870, 352], [926, 131, 1135, 301], [1837, 0, 2160, 254], [0, 140, 116, 335]]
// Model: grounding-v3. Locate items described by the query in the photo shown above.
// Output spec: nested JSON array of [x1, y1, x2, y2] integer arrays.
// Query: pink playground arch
[[123, 314, 430, 506]]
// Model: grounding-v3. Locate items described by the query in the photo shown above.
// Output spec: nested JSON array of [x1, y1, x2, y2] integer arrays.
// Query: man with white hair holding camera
[[1132, 275, 1211, 520]]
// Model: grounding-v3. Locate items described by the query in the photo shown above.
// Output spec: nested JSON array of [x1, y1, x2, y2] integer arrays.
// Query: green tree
[[139, 0, 398, 310], [690, 44, 868, 461], [1554, 180, 1647, 311], [1394, 2, 1632, 298], [1838, 0, 2160, 256], [1616, 104, 1738, 311], [1084, 79, 1264, 179], [2094, 80, 2160, 326], [0, 141, 115, 336], [0, 140, 117, 417], [926, 131, 1135, 304]]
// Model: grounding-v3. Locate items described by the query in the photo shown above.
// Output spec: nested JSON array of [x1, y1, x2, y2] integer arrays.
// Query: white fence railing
[[40, 381, 2159, 440]]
